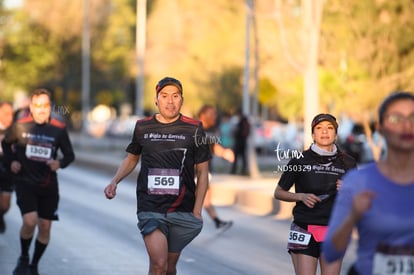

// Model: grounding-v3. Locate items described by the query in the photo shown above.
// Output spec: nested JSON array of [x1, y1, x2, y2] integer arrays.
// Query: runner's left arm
[[57, 128, 75, 168], [193, 160, 209, 219]]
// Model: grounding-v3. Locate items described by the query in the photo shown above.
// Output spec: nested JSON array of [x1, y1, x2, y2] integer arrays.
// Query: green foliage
[[321, 0, 414, 118], [276, 76, 304, 120], [0, 0, 135, 110], [258, 77, 277, 107], [319, 69, 347, 113], [205, 66, 243, 114], [95, 89, 124, 106], [2, 15, 58, 89]]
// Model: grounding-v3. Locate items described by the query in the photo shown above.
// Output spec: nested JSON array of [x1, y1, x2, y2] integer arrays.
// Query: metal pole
[[82, 0, 90, 133], [243, 0, 252, 117], [245, 0, 261, 178], [135, 0, 146, 116], [252, 0, 259, 118], [303, 0, 322, 148]]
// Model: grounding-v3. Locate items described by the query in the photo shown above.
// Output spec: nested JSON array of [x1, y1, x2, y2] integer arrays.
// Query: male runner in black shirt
[[104, 77, 211, 275], [2, 88, 75, 275]]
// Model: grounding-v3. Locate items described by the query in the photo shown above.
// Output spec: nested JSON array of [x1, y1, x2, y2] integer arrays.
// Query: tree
[[321, 0, 414, 117], [206, 66, 244, 114], [1, 0, 136, 115]]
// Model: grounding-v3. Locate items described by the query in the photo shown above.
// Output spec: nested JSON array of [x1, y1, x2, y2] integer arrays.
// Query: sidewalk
[[70, 132, 294, 219]]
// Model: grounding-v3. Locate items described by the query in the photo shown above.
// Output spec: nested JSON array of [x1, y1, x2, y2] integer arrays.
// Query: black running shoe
[[216, 220, 233, 231], [29, 264, 39, 275], [13, 255, 30, 275]]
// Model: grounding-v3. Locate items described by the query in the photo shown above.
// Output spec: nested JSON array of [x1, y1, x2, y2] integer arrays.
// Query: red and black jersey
[[277, 148, 357, 225], [126, 114, 211, 214], [1, 115, 75, 186]]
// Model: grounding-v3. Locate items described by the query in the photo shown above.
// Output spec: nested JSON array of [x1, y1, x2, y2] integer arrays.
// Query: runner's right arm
[[104, 153, 140, 199]]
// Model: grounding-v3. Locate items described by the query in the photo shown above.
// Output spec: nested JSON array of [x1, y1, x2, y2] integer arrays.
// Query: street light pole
[[135, 0, 146, 117], [243, 0, 252, 117], [252, 0, 259, 118], [302, 0, 323, 148], [82, 0, 90, 133], [245, 0, 261, 178]]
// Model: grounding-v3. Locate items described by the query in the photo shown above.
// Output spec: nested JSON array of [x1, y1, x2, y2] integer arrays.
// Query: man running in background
[[2, 89, 75, 275], [197, 104, 234, 230]]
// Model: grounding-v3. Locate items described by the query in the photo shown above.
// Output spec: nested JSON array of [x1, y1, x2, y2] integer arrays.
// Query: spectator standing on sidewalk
[[197, 104, 234, 230], [0, 101, 14, 233], [274, 113, 357, 275], [230, 109, 250, 175], [104, 77, 211, 275], [323, 91, 414, 275], [219, 112, 234, 149], [2, 89, 75, 275]]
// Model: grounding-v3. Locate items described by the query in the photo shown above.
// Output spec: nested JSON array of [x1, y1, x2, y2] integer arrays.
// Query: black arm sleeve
[[1, 126, 17, 168], [58, 128, 75, 168]]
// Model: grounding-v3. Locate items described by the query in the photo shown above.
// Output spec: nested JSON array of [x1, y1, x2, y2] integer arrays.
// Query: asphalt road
[[0, 162, 357, 275]]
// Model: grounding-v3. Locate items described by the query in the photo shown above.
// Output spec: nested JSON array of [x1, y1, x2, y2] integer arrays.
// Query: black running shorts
[[15, 181, 59, 220]]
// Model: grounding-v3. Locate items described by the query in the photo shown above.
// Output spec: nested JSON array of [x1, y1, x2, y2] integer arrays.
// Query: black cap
[[311, 113, 338, 133], [155, 77, 183, 95]]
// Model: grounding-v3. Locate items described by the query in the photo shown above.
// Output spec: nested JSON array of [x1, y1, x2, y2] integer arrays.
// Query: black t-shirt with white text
[[277, 148, 357, 225], [1, 115, 75, 187], [126, 114, 211, 214]]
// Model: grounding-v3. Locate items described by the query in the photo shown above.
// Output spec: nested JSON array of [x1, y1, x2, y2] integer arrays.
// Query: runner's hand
[[300, 193, 321, 208], [351, 190, 375, 221], [223, 148, 235, 163], [104, 182, 117, 199], [47, 159, 60, 171], [336, 179, 342, 191], [192, 211, 203, 220], [10, 161, 21, 174]]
